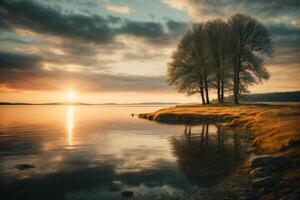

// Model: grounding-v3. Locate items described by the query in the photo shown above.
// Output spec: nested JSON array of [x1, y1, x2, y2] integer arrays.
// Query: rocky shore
[[139, 103, 300, 199]]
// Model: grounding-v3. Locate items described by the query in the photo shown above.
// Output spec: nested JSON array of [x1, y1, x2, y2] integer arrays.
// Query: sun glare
[[67, 106, 74, 146], [66, 90, 76, 102]]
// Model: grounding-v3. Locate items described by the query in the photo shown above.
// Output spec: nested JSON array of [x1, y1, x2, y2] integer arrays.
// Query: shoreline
[[139, 103, 300, 199]]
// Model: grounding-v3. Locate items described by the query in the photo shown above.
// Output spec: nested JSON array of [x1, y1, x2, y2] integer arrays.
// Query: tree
[[167, 24, 210, 104], [228, 14, 273, 104], [168, 14, 272, 104], [205, 19, 230, 103]]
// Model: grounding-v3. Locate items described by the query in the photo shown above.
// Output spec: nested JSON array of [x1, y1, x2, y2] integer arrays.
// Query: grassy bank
[[139, 103, 300, 154], [139, 103, 300, 198]]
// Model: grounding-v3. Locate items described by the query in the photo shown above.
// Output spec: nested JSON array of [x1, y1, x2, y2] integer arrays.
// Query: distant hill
[[225, 91, 300, 102]]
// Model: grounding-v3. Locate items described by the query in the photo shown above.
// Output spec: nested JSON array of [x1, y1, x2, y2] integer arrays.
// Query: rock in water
[[252, 176, 277, 188], [250, 167, 270, 178], [249, 155, 289, 169], [15, 164, 35, 170], [121, 191, 133, 198]]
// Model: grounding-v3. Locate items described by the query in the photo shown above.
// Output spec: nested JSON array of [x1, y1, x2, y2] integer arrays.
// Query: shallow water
[[0, 105, 248, 200]]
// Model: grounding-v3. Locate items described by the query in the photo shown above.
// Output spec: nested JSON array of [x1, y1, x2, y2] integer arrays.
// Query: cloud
[[161, 0, 300, 66], [161, 0, 300, 22], [0, 50, 170, 93], [0, 0, 114, 43], [122, 49, 167, 62], [266, 23, 300, 65], [267, 23, 300, 47], [0, 0, 190, 94], [0, 50, 41, 70], [0, 0, 188, 45], [0, 69, 170, 93], [105, 4, 131, 14], [0, 0, 298, 96]]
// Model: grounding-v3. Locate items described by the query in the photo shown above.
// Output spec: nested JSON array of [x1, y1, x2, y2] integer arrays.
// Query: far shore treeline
[[168, 14, 273, 104]]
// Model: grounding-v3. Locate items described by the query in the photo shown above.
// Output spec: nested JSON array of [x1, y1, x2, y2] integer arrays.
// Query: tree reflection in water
[[171, 124, 245, 187]]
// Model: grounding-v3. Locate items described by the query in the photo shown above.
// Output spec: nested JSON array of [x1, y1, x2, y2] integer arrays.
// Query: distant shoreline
[[0, 102, 180, 106], [1, 91, 299, 106]]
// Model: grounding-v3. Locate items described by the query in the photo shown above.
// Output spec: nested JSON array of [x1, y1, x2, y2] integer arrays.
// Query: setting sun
[[66, 90, 76, 102]]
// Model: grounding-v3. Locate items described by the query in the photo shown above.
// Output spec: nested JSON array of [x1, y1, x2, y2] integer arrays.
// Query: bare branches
[[167, 13, 273, 104]]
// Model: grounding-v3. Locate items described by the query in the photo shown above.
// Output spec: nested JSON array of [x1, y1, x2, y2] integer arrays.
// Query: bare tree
[[228, 14, 273, 104], [205, 19, 230, 103], [168, 24, 210, 104], [168, 14, 272, 104]]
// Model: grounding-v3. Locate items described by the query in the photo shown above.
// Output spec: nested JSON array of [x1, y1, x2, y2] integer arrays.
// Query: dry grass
[[139, 102, 300, 154]]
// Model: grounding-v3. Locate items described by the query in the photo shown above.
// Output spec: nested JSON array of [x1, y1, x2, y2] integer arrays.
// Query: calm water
[[0, 106, 247, 200]]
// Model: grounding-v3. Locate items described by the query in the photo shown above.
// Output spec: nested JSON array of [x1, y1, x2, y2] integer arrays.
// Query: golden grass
[[139, 103, 300, 154]]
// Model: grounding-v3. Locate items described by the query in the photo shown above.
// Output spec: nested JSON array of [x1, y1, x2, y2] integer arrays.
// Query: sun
[[66, 90, 76, 102]]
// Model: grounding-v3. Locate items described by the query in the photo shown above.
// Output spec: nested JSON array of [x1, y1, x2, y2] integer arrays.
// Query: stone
[[14, 164, 35, 170], [259, 187, 271, 194], [252, 176, 277, 188], [277, 181, 291, 189], [278, 188, 293, 196], [249, 155, 289, 169], [283, 193, 300, 200], [250, 167, 270, 178], [121, 191, 134, 198]]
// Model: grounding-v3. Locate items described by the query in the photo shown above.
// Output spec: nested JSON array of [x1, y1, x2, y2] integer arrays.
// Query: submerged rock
[[121, 191, 133, 198], [250, 167, 270, 178], [14, 164, 35, 170], [275, 181, 292, 191], [249, 155, 289, 169], [252, 176, 277, 188]]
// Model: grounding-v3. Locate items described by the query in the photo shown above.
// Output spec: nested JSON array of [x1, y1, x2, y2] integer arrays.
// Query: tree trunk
[[217, 69, 221, 103], [200, 90, 205, 104], [199, 79, 205, 104], [233, 71, 238, 104], [233, 63, 239, 104], [221, 73, 224, 103], [204, 75, 210, 104]]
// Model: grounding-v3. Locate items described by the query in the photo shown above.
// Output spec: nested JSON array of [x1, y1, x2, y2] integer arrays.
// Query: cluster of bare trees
[[167, 14, 273, 104]]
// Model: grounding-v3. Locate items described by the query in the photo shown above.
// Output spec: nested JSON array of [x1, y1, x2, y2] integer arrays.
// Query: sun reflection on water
[[67, 106, 74, 146]]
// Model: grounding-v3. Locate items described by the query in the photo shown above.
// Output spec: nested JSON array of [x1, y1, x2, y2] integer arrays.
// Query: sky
[[0, 0, 299, 103]]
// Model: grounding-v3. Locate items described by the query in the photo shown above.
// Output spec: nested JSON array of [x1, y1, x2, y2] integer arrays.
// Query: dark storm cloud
[[0, 51, 41, 70], [0, 51, 169, 92], [0, 0, 114, 43], [0, 0, 188, 45], [166, 20, 190, 34], [267, 23, 300, 47], [237, 0, 300, 19], [119, 21, 165, 39], [266, 23, 300, 65]]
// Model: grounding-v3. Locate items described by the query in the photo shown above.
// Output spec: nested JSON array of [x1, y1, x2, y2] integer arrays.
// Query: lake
[[0, 105, 248, 200]]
